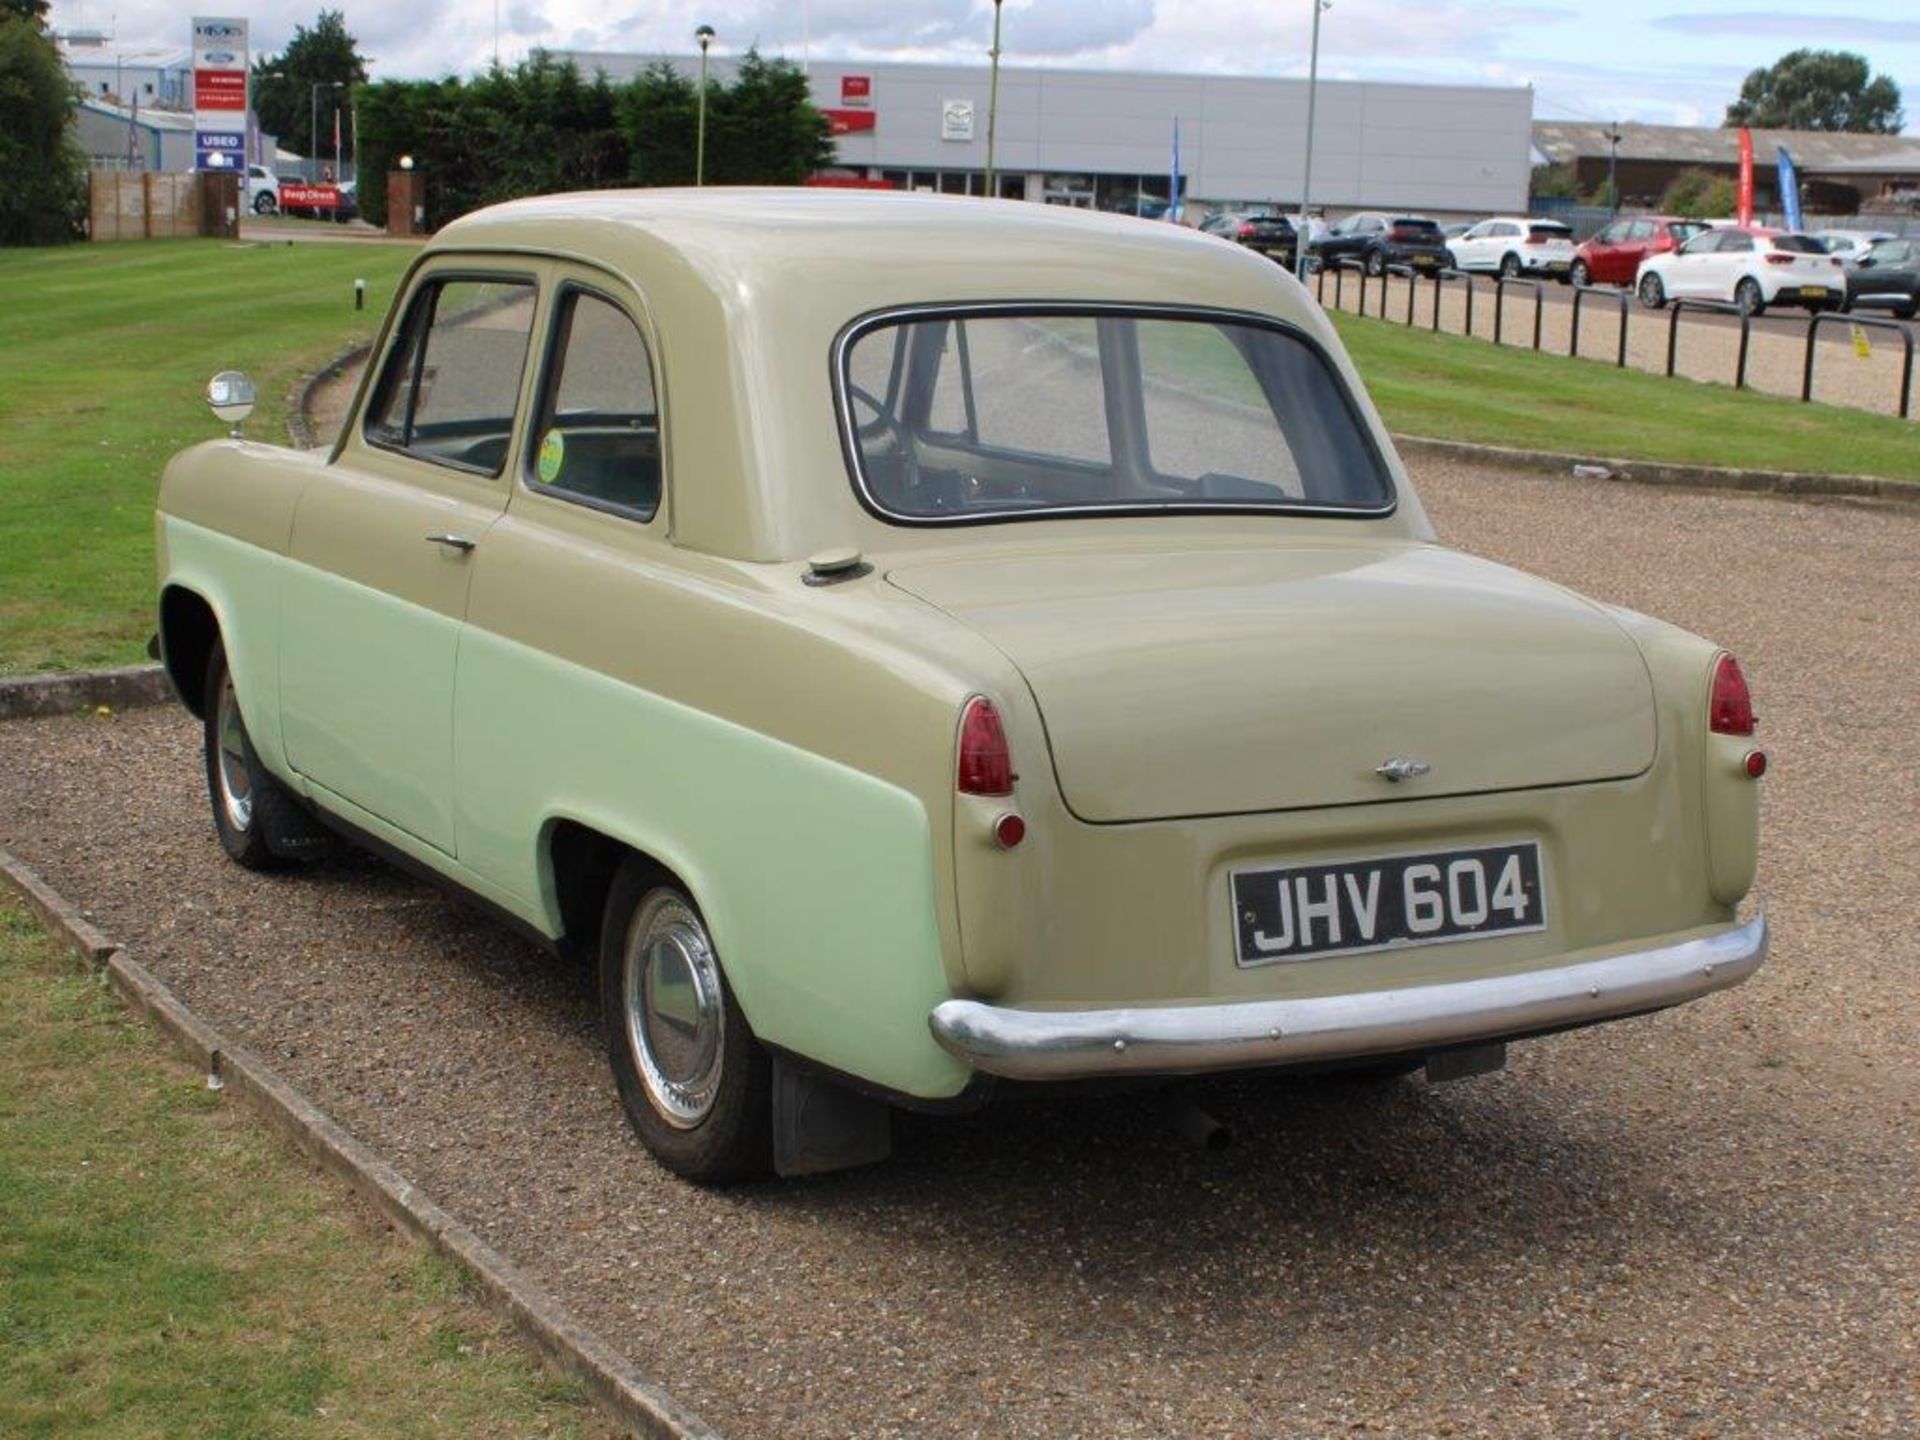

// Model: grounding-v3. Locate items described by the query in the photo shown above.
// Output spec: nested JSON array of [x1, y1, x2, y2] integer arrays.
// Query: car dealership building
[[552, 52, 1534, 218]]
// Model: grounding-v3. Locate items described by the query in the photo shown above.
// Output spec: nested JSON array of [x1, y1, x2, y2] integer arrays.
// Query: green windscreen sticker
[[536, 429, 565, 484]]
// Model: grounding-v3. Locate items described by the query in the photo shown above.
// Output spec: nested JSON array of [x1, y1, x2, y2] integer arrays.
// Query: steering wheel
[[846, 382, 921, 498]]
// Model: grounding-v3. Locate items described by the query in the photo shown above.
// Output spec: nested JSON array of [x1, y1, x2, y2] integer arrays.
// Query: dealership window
[[364, 276, 537, 476], [525, 289, 662, 520]]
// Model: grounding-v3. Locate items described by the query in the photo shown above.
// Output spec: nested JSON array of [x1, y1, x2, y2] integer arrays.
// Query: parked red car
[[1571, 215, 1708, 288]]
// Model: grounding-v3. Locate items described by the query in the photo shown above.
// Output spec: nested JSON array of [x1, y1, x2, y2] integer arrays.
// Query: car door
[[279, 265, 541, 853], [1666, 230, 1719, 297], [1453, 220, 1491, 270], [1710, 231, 1755, 299], [452, 268, 671, 903]]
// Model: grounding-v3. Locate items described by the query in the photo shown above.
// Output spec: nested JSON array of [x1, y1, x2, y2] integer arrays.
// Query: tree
[[1528, 163, 1579, 202], [1660, 168, 1737, 220], [0, 16, 88, 245], [1723, 50, 1903, 133], [250, 10, 370, 161], [2, 0, 51, 24]]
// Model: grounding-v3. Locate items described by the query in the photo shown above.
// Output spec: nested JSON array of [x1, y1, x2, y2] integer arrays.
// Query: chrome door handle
[[425, 533, 476, 553]]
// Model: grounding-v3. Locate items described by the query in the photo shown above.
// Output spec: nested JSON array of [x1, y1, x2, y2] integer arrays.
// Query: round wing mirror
[[206, 370, 256, 435]]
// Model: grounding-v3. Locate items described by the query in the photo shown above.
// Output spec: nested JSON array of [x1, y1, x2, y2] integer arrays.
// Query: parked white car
[[1635, 226, 1845, 315], [1445, 217, 1575, 280], [246, 164, 280, 215]]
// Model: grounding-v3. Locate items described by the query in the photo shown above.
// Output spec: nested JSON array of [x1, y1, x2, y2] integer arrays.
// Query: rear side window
[[365, 277, 537, 476], [525, 289, 662, 520]]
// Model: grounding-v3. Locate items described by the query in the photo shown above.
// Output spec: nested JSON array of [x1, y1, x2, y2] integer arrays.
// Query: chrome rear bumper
[[929, 914, 1767, 1082]]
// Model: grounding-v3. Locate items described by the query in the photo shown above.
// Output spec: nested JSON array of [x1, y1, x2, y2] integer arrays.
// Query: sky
[[49, 0, 1920, 134]]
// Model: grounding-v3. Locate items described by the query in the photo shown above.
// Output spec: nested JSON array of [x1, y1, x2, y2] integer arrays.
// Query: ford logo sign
[[202, 50, 238, 62]]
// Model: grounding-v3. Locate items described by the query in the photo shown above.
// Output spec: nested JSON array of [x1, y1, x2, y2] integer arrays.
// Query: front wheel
[[1570, 260, 1591, 288], [202, 641, 324, 869], [1735, 277, 1766, 316], [600, 864, 772, 1183], [1637, 273, 1666, 309], [252, 192, 276, 215]]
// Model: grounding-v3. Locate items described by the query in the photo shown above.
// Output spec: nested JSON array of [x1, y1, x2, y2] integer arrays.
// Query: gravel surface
[[1322, 273, 1917, 419], [4, 461, 1916, 1438]]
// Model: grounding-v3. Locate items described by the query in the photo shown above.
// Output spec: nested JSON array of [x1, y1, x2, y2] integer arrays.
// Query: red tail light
[[1236, 222, 1254, 238], [1709, 654, 1756, 736], [957, 697, 1016, 796], [1764, 253, 1794, 265]]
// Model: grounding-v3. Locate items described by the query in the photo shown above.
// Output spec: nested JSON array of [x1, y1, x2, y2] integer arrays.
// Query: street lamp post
[[694, 25, 715, 186], [1604, 123, 1623, 216], [1294, 0, 1331, 281], [984, 0, 1004, 197], [310, 80, 345, 180]]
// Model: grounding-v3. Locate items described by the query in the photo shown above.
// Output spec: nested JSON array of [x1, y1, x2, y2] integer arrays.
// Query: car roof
[[421, 188, 1383, 562]]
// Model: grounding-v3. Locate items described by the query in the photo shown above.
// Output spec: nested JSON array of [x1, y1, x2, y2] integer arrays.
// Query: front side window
[[524, 289, 662, 519], [365, 276, 537, 475], [839, 309, 1392, 523]]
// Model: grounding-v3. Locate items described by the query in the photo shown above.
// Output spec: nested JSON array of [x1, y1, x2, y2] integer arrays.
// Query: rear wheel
[[1735, 277, 1766, 316], [1364, 249, 1386, 277], [1637, 272, 1666, 309], [252, 192, 276, 215], [600, 863, 772, 1183]]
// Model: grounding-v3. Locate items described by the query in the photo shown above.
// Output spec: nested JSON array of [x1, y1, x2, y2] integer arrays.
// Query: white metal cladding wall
[[557, 52, 1533, 214]]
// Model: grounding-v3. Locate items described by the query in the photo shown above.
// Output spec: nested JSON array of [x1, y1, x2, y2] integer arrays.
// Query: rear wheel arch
[[159, 585, 221, 719], [546, 819, 655, 965]]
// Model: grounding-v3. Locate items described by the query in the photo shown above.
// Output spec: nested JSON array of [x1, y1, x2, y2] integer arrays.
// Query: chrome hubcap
[[214, 676, 253, 832], [622, 895, 725, 1128]]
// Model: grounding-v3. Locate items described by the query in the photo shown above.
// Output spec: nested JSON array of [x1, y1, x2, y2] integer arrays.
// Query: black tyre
[[1499, 252, 1522, 279], [1364, 249, 1386, 277], [600, 862, 772, 1183], [1637, 272, 1666, 309], [1735, 277, 1765, 316], [203, 641, 326, 870], [253, 192, 276, 215], [1570, 259, 1590, 288]]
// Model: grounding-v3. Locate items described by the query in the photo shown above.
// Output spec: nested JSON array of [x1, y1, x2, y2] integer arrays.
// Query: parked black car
[[1844, 236, 1919, 319], [1201, 210, 1298, 266], [1311, 213, 1450, 276]]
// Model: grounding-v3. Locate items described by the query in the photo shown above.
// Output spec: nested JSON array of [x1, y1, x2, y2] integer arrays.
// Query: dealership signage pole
[[191, 16, 250, 175], [1295, 0, 1329, 280]]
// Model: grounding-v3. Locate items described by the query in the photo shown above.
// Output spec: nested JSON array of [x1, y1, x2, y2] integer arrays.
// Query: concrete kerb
[[0, 664, 174, 720], [287, 340, 373, 451], [0, 845, 722, 1440], [1394, 433, 1920, 506]]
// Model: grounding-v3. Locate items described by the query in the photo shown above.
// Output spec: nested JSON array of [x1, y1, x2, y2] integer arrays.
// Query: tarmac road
[[2, 460, 1915, 1438]]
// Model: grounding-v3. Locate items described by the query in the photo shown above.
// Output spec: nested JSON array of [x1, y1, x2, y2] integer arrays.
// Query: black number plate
[[1231, 841, 1546, 966]]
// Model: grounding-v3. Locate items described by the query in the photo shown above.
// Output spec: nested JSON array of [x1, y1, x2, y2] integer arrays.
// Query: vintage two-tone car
[[155, 190, 1766, 1182]]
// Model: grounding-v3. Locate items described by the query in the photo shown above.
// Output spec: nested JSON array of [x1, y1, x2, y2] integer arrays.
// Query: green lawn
[[1329, 311, 1920, 482], [0, 240, 413, 675], [0, 897, 617, 1439], [0, 240, 1913, 677]]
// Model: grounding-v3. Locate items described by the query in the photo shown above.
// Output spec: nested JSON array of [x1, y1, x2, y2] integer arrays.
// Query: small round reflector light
[[1709, 653, 1756, 737], [993, 813, 1027, 849], [1743, 749, 1768, 779], [956, 697, 1015, 797]]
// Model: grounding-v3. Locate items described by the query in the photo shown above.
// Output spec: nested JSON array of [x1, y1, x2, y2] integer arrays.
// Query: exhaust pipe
[[1162, 1098, 1232, 1153]]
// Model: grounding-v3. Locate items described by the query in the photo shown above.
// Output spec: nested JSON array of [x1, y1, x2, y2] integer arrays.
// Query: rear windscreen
[[1529, 224, 1572, 240], [1771, 235, 1825, 254], [839, 309, 1394, 523]]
